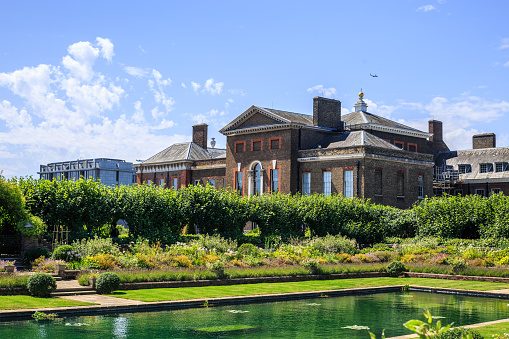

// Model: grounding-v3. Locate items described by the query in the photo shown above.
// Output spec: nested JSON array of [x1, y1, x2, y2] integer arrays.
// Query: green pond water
[[2, 291, 509, 338]]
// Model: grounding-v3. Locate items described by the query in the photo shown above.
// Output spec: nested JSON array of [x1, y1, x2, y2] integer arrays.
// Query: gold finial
[[359, 89, 364, 99]]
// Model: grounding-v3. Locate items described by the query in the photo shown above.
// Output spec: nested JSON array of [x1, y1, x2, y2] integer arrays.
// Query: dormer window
[[479, 163, 493, 173], [458, 164, 471, 174], [495, 162, 508, 172]]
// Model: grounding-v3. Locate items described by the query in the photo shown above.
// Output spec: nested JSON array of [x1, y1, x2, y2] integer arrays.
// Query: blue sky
[[1, 1, 509, 178]]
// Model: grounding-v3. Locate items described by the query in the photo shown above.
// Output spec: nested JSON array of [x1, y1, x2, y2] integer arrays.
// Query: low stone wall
[[120, 272, 389, 290], [405, 272, 509, 283], [0, 287, 28, 296]]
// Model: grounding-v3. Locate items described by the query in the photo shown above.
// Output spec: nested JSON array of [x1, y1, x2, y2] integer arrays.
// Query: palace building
[[135, 92, 449, 209]]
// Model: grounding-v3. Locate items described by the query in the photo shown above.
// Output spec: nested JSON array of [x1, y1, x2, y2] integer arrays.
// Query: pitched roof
[[342, 111, 423, 132], [313, 130, 402, 150], [220, 105, 317, 135], [142, 142, 225, 165], [261, 108, 313, 125]]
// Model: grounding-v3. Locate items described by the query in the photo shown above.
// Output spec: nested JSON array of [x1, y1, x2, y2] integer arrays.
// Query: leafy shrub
[[195, 234, 237, 253], [17, 177, 112, 239], [0, 175, 29, 235], [52, 244, 81, 263], [83, 254, 119, 270], [249, 193, 304, 240], [386, 261, 406, 277], [27, 273, 56, 297], [433, 327, 483, 339], [237, 243, 261, 257], [21, 248, 50, 268], [450, 258, 467, 273], [95, 272, 120, 293], [73, 236, 120, 257], [306, 234, 358, 255]]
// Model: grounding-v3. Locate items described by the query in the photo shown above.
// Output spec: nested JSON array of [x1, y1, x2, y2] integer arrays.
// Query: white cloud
[[307, 85, 337, 98], [191, 82, 201, 92], [362, 99, 397, 119], [62, 41, 100, 81], [60, 77, 124, 120], [191, 114, 208, 124], [124, 66, 148, 78], [148, 69, 175, 113], [181, 82, 187, 88], [0, 37, 189, 178], [96, 37, 114, 62], [152, 119, 175, 130], [228, 89, 246, 96], [132, 101, 145, 123], [504, 61, 509, 67], [499, 38, 509, 50], [0, 100, 32, 129], [189, 78, 225, 95], [204, 78, 223, 95], [417, 5, 436, 12]]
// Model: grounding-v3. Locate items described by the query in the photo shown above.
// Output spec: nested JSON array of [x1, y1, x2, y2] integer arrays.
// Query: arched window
[[253, 163, 261, 195]]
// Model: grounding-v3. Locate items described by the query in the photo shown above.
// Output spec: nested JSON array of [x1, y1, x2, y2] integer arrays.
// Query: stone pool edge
[[0, 285, 403, 320], [3, 284, 509, 326]]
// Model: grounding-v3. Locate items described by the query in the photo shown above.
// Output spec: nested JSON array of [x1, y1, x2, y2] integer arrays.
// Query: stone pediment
[[220, 106, 313, 135]]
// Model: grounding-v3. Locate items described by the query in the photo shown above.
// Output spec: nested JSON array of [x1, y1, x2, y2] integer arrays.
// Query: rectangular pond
[[1, 291, 509, 338]]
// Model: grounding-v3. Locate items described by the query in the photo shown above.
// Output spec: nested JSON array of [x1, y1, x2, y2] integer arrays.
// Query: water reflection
[[1, 292, 508, 338]]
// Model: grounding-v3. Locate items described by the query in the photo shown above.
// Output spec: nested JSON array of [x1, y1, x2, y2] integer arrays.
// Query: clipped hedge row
[[14, 177, 509, 245]]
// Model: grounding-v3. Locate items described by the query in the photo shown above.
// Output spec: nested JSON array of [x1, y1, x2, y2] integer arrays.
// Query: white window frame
[[475, 189, 485, 196], [271, 169, 279, 193], [236, 171, 243, 195], [322, 171, 331, 196], [302, 172, 311, 196], [417, 175, 424, 199], [480, 163, 492, 173], [344, 170, 354, 198]]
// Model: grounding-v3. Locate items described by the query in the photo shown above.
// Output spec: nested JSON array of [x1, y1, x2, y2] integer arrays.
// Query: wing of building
[[38, 158, 136, 186], [434, 133, 509, 196], [136, 92, 448, 209]]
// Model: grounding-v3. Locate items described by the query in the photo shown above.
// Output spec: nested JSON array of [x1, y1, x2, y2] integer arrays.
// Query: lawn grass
[[108, 277, 509, 302], [474, 322, 509, 337], [0, 295, 95, 310]]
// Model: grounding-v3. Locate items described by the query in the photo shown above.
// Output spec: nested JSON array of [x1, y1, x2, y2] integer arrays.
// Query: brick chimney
[[428, 120, 443, 141], [192, 123, 208, 149], [313, 97, 342, 130], [473, 133, 496, 149]]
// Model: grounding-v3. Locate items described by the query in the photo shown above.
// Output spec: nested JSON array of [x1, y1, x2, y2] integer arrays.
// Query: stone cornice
[[348, 123, 432, 139], [221, 123, 333, 136], [298, 152, 434, 166]]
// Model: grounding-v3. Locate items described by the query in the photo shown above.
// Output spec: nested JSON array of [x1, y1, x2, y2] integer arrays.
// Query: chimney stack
[[192, 123, 208, 149], [428, 120, 443, 142], [473, 133, 496, 149], [313, 97, 342, 130]]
